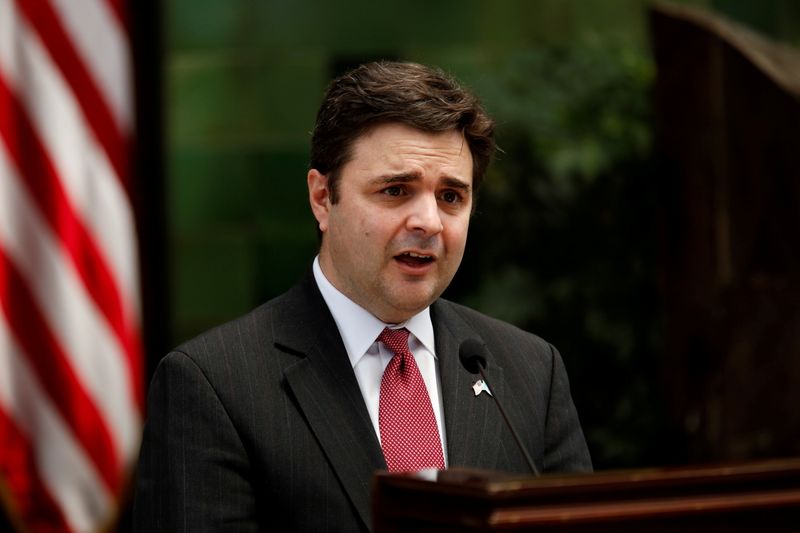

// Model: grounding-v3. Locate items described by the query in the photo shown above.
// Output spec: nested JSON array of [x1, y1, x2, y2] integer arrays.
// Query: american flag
[[0, 0, 142, 531]]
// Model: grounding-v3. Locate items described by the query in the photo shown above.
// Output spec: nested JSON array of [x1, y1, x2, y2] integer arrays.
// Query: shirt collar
[[312, 256, 436, 367]]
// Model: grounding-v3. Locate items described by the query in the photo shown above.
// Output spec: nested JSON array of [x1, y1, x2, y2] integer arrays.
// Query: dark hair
[[310, 61, 495, 203]]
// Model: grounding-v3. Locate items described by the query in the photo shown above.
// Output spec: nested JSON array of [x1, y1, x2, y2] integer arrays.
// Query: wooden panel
[[650, 1, 800, 462]]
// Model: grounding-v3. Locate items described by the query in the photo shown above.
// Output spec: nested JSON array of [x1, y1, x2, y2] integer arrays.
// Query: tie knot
[[378, 327, 410, 355]]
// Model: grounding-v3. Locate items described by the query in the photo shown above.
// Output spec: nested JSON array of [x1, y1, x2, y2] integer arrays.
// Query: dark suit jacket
[[132, 273, 591, 532]]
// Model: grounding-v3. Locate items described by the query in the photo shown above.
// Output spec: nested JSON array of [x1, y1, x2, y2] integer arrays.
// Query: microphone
[[458, 339, 541, 476]]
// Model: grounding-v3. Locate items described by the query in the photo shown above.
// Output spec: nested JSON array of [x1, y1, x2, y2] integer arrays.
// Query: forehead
[[346, 123, 473, 179]]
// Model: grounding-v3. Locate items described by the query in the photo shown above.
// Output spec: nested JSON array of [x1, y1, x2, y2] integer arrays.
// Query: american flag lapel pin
[[472, 379, 492, 397]]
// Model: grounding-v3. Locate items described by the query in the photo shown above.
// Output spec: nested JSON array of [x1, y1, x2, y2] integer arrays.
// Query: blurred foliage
[[446, 36, 671, 469]]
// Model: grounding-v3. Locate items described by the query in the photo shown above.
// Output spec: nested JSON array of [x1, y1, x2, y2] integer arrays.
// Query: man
[[133, 61, 591, 532]]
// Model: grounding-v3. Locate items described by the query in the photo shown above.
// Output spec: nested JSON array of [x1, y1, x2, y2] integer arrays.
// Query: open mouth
[[395, 251, 434, 267]]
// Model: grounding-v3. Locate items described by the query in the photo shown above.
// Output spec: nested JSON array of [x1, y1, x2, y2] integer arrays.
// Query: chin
[[393, 296, 437, 317], [382, 281, 442, 315]]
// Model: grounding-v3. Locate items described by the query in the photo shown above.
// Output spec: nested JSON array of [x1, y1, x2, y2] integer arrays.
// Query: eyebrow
[[370, 173, 472, 194], [370, 172, 420, 186], [442, 176, 471, 194]]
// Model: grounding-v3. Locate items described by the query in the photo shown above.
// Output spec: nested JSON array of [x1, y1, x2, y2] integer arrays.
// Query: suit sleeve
[[132, 351, 258, 532], [542, 344, 593, 472]]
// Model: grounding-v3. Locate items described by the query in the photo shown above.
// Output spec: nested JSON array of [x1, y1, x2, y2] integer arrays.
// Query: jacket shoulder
[[168, 290, 294, 370]]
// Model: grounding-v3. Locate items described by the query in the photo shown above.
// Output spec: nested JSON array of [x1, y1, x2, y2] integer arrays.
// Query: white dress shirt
[[312, 256, 448, 464]]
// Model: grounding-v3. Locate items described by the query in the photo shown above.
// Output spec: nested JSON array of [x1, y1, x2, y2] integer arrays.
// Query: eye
[[439, 190, 463, 204], [382, 185, 405, 197]]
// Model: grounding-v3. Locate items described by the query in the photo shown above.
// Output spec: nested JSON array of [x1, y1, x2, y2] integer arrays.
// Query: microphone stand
[[476, 362, 541, 477]]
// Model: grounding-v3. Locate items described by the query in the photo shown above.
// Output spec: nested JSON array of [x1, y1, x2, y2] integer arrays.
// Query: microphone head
[[459, 339, 488, 374]]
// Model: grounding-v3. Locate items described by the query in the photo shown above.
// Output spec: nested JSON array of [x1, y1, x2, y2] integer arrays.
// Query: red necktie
[[378, 327, 445, 472]]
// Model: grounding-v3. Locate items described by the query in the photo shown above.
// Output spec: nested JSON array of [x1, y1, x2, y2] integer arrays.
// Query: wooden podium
[[372, 458, 800, 531]]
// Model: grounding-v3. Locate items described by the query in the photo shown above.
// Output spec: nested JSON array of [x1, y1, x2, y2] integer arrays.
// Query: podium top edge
[[373, 457, 800, 499]]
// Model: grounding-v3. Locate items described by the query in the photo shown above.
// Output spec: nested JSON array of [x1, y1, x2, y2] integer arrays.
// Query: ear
[[307, 169, 330, 232]]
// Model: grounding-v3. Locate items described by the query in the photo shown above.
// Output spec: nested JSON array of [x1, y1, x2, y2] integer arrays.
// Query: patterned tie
[[378, 327, 445, 472]]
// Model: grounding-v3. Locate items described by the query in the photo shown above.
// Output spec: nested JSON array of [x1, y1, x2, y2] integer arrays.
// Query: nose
[[407, 194, 444, 235]]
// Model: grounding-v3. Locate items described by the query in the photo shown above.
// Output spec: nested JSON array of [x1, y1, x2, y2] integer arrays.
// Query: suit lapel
[[274, 274, 385, 530], [432, 301, 504, 470]]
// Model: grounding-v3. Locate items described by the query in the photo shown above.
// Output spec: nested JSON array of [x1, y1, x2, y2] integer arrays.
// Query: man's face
[[309, 123, 473, 323]]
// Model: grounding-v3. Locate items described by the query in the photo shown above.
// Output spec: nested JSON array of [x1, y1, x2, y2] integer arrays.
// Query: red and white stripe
[[0, 0, 142, 531]]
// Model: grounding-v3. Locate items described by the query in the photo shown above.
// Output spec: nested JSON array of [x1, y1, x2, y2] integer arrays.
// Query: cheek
[[359, 212, 397, 240], [445, 218, 470, 247], [356, 216, 372, 238]]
